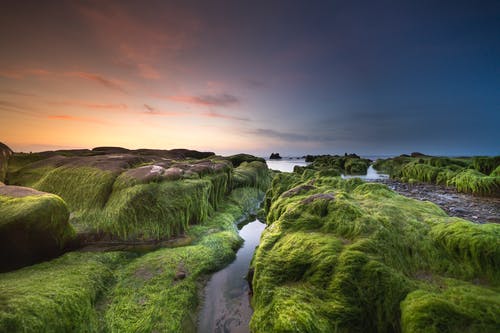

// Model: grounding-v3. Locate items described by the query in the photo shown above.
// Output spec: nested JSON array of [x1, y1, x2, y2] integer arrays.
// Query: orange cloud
[[76, 2, 200, 80], [141, 104, 184, 116], [137, 63, 161, 79], [47, 100, 128, 110], [0, 68, 51, 79], [65, 71, 128, 93], [47, 114, 107, 124]]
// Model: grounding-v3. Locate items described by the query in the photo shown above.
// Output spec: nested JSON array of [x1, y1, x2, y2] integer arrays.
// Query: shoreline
[[374, 179, 500, 224]]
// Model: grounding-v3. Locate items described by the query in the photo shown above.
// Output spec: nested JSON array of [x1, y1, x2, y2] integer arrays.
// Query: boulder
[[227, 154, 266, 167], [0, 142, 13, 182], [269, 152, 282, 160], [0, 185, 74, 272]]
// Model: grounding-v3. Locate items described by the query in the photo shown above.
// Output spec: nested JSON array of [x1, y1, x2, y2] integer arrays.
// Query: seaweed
[[250, 174, 500, 332]]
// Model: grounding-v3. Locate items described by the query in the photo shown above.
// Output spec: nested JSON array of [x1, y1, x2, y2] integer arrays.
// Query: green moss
[[401, 161, 440, 183], [0, 186, 265, 332], [8, 154, 269, 240], [401, 282, 500, 333], [0, 251, 130, 333], [0, 189, 75, 271], [232, 161, 270, 191], [374, 155, 500, 197], [81, 176, 222, 240], [0, 192, 73, 245], [103, 187, 263, 332], [226, 153, 265, 167], [491, 165, 500, 177], [472, 156, 500, 175], [6, 152, 50, 174], [33, 166, 118, 211], [449, 169, 500, 196], [344, 158, 370, 175], [251, 174, 500, 332]]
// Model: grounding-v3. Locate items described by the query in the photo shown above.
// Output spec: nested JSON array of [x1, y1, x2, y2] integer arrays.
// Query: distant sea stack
[[269, 153, 282, 160]]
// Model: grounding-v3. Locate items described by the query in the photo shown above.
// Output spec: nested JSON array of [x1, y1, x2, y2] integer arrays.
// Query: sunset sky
[[1, 0, 499, 156]]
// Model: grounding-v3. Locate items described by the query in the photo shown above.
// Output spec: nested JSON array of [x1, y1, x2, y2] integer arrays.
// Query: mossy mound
[[374, 155, 500, 197], [449, 169, 500, 196], [232, 161, 271, 191], [301, 154, 371, 175], [226, 153, 266, 167], [6, 148, 268, 241], [104, 187, 263, 332], [0, 187, 264, 332], [0, 185, 75, 272], [0, 251, 131, 332], [250, 173, 500, 332]]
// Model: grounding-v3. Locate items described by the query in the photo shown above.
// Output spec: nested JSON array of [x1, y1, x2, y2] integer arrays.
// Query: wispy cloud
[[76, 1, 200, 80], [47, 114, 107, 124], [200, 111, 249, 121], [65, 71, 128, 93], [137, 63, 161, 79], [248, 128, 335, 143], [170, 93, 240, 107], [0, 89, 38, 97], [244, 79, 266, 89], [0, 68, 51, 79], [0, 100, 39, 117], [141, 103, 184, 116], [47, 100, 128, 110]]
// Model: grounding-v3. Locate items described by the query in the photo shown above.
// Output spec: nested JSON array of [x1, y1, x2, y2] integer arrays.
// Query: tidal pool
[[197, 219, 266, 333], [266, 158, 308, 172], [341, 165, 389, 180]]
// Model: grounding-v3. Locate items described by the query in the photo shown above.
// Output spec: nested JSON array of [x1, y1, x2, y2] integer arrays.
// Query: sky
[[1, 0, 499, 156]]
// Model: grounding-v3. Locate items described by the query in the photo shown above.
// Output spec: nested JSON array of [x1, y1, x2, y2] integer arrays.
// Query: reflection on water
[[266, 159, 308, 172], [266, 159, 388, 181], [341, 165, 389, 180], [197, 219, 266, 333]]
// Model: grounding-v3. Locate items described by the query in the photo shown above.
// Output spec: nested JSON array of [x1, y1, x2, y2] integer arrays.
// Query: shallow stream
[[197, 219, 266, 333]]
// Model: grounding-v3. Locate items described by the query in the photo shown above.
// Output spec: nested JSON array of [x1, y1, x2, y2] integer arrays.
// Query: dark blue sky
[[1, 0, 499, 155]]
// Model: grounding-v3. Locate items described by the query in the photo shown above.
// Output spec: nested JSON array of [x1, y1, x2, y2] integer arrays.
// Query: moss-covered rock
[[250, 173, 500, 332], [0, 251, 130, 332], [373, 155, 500, 197], [6, 149, 269, 241], [0, 142, 13, 182], [301, 154, 371, 175], [226, 153, 266, 167], [0, 187, 264, 332], [0, 185, 74, 272]]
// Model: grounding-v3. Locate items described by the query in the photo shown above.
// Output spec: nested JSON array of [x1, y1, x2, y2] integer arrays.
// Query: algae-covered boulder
[[0, 185, 74, 272], [0, 142, 13, 182], [5, 147, 269, 242], [251, 172, 500, 332], [226, 153, 266, 167]]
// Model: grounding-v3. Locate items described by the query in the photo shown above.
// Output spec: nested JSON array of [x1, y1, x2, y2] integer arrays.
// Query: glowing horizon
[[1, 1, 499, 157]]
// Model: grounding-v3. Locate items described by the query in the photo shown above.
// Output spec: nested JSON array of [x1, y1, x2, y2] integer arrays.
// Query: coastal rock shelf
[[373, 155, 500, 197], [250, 166, 500, 332], [0, 142, 271, 332]]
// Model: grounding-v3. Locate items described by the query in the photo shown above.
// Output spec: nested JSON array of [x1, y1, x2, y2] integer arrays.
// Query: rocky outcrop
[[251, 169, 500, 332], [226, 153, 266, 167], [0, 142, 13, 182], [269, 152, 282, 160], [6, 148, 268, 243], [0, 185, 74, 272]]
